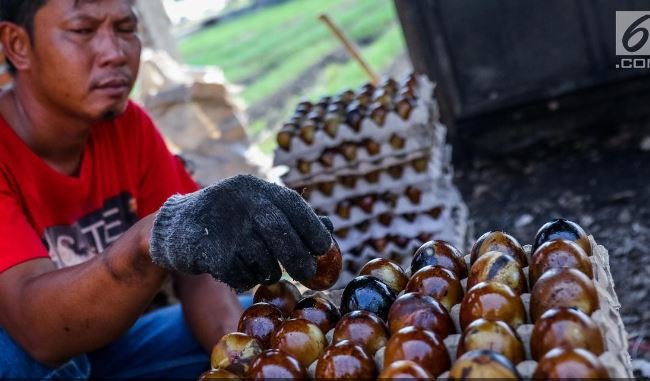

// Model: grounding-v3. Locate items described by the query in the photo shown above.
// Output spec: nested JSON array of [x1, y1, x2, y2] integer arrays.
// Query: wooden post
[[319, 14, 379, 85]]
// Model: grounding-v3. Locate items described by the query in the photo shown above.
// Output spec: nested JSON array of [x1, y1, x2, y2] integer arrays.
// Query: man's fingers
[[268, 187, 333, 257], [253, 205, 317, 282], [318, 216, 334, 234], [249, 235, 283, 285], [208, 236, 280, 292]]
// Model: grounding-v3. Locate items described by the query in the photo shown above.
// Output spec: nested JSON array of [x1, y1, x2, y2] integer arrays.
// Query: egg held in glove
[[149, 175, 336, 292]]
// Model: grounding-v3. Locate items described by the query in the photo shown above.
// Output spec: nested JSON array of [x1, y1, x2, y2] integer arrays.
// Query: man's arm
[[174, 273, 242, 352], [0, 214, 165, 366]]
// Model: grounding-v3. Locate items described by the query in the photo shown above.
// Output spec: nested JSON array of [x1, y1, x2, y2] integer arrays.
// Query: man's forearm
[[174, 273, 242, 352], [0, 215, 168, 366]]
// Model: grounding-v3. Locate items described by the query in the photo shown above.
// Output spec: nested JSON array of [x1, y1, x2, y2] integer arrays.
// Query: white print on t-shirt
[[41, 192, 138, 268]]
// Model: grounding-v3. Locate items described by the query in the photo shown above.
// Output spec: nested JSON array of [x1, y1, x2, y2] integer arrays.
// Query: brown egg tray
[[289, 156, 447, 207], [292, 159, 441, 205], [278, 128, 436, 176], [281, 147, 439, 186], [314, 236, 633, 379], [317, 190, 449, 230], [273, 75, 424, 160]]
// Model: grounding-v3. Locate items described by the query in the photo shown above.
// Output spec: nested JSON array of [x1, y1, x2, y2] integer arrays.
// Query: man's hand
[[149, 175, 334, 291]]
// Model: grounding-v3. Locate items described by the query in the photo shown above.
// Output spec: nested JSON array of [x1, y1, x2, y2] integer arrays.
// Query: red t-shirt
[[0, 101, 198, 272]]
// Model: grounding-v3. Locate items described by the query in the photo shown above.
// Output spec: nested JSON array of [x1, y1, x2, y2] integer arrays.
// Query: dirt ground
[[453, 118, 650, 375]]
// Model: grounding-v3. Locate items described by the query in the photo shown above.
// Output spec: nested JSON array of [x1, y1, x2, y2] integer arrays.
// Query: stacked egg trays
[[273, 74, 467, 285], [204, 221, 633, 380]]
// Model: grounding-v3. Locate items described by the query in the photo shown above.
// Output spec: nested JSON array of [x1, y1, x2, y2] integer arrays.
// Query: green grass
[[177, 0, 406, 154], [310, 24, 406, 99], [180, 0, 398, 100]]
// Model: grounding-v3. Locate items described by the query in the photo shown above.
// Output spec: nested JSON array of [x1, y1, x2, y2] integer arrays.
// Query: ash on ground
[[453, 119, 650, 376]]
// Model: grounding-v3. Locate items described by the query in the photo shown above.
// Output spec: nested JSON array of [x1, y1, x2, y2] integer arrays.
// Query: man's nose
[[96, 30, 128, 67]]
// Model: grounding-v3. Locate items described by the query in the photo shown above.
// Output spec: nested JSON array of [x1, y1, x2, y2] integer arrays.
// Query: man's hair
[[0, 0, 49, 73]]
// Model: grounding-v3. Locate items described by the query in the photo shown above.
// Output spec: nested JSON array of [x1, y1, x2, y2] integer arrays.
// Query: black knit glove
[[149, 175, 334, 292]]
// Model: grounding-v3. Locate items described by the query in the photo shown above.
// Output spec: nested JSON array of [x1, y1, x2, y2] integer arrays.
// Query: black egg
[[532, 218, 591, 256], [340, 276, 397, 321]]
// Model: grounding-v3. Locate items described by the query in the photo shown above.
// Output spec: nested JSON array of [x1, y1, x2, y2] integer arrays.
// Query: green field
[[179, 0, 406, 152]]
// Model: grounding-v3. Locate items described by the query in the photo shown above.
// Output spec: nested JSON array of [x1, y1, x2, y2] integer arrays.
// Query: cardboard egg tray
[[275, 118, 435, 169], [286, 134, 436, 179], [295, 161, 443, 206], [281, 147, 443, 186], [273, 78, 438, 166], [333, 207, 451, 248], [312, 236, 634, 379], [274, 75, 467, 291], [323, 185, 455, 229]]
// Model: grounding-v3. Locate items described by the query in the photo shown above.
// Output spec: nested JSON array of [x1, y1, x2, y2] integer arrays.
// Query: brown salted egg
[[383, 326, 451, 377], [467, 251, 527, 295], [358, 258, 408, 294], [404, 265, 464, 311], [270, 318, 327, 367], [210, 332, 263, 376], [237, 303, 283, 349], [387, 292, 455, 338], [300, 242, 342, 291], [289, 296, 340, 333], [377, 360, 433, 380], [246, 349, 307, 380], [532, 347, 609, 379], [459, 281, 526, 331], [410, 240, 468, 279], [529, 239, 593, 286], [530, 268, 599, 322], [253, 280, 301, 316], [457, 318, 525, 364], [332, 310, 389, 355], [530, 307, 604, 360], [449, 349, 521, 379], [315, 340, 376, 379], [470, 230, 528, 267]]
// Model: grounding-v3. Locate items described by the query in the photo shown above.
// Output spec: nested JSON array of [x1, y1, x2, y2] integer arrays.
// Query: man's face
[[28, 0, 141, 121]]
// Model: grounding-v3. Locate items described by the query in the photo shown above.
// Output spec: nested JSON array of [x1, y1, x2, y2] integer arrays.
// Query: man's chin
[[99, 108, 122, 121], [94, 99, 129, 121]]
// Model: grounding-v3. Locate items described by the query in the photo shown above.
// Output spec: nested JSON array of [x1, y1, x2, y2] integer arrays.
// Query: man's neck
[[1, 83, 92, 176]]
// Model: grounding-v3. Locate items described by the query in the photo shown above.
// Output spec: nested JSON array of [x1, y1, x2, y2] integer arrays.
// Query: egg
[[530, 268, 599, 322], [410, 240, 468, 279], [529, 239, 593, 286], [383, 326, 450, 377], [460, 282, 526, 331], [530, 307, 604, 360], [387, 292, 455, 338], [449, 349, 521, 379], [470, 231, 527, 267], [404, 265, 464, 311], [253, 280, 301, 317]]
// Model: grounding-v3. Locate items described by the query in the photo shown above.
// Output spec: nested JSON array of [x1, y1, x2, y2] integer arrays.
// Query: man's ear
[[0, 22, 32, 72]]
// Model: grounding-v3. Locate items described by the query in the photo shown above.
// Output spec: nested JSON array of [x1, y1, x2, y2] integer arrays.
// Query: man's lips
[[92, 77, 131, 96]]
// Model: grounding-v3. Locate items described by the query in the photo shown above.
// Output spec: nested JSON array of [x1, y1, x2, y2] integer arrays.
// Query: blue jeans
[[0, 295, 253, 380]]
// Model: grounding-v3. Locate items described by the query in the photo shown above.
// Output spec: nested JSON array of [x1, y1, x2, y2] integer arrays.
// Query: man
[[0, 0, 333, 379]]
